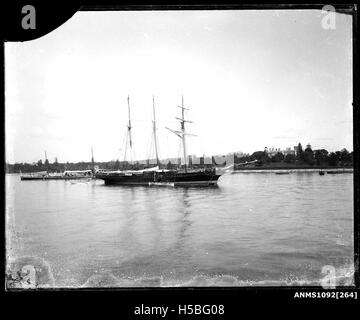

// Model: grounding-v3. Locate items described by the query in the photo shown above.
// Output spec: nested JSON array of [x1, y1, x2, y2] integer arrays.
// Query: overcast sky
[[5, 9, 352, 163]]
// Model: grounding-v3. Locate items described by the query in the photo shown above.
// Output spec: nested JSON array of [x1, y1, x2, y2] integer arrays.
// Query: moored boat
[[96, 96, 223, 187], [96, 167, 220, 186], [21, 170, 93, 181], [326, 170, 346, 174]]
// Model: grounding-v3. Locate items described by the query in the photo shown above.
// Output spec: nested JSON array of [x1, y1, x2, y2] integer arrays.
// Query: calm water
[[6, 172, 354, 287]]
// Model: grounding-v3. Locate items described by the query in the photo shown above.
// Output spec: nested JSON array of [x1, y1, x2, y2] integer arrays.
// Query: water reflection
[[177, 188, 192, 244], [6, 173, 354, 287]]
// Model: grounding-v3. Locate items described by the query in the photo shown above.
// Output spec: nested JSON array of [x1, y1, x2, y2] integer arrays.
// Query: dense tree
[[328, 152, 339, 166], [296, 143, 304, 162], [166, 161, 175, 170], [304, 145, 314, 165], [272, 152, 285, 162], [252, 151, 269, 162], [284, 153, 296, 163], [314, 149, 329, 165], [340, 148, 351, 164], [335, 151, 342, 162], [5, 145, 354, 174], [255, 160, 264, 166]]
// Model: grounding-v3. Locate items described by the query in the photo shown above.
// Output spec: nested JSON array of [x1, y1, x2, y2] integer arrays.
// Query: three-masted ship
[[95, 96, 222, 186]]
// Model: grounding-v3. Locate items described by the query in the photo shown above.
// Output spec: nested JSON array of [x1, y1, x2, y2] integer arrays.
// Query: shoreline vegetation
[[6, 167, 354, 175], [5, 143, 353, 174], [234, 165, 353, 171]]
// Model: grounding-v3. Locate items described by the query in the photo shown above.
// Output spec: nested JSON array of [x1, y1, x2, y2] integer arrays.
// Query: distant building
[[190, 154, 201, 165], [293, 145, 299, 156], [293, 143, 312, 156], [265, 146, 296, 157], [233, 151, 247, 157], [283, 147, 296, 156]]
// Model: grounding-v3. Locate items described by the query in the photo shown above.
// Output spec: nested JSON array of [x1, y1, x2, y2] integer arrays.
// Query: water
[[6, 172, 354, 287]]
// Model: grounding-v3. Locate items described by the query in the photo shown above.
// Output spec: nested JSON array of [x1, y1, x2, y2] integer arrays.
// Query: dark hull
[[326, 171, 347, 174], [96, 170, 221, 187]]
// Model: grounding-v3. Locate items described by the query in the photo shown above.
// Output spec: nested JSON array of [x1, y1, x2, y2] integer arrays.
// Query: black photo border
[[1, 1, 359, 310]]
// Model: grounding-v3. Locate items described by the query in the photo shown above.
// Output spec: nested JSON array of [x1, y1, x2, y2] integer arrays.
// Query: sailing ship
[[95, 96, 222, 186]]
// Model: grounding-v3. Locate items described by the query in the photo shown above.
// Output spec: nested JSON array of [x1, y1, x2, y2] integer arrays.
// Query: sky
[[5, 9, 353, 163]]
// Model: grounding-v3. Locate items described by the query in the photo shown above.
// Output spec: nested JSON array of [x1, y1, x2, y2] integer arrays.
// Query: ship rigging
[[95, 96, 222, 186]]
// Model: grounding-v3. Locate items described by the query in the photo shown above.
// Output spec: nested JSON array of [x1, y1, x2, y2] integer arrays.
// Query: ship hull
[[96, 170, 221, 187]]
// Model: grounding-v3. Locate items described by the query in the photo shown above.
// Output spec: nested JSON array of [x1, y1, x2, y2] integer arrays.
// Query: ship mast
[[44, 151, 48, 170], [91, 147, 94, 171], [127, 95, 132, 149], [124, 95, 133, 162], [180, 95, 187, 172], [166, 95, 194, 173], [152, 96, 160, 167]]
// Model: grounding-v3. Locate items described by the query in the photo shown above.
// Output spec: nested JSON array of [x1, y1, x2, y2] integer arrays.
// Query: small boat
[[319, 171, 325, 175], [21, 170, 93, 181], [62, 170, 93, 179], [326, 171, 344, 174], [275, 171, 290, 175], [19, 171, 48, 180]]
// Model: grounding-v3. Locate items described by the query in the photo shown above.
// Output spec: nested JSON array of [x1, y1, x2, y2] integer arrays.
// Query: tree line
[[235, 143, 353, 167], [6, 143, 353, 173]]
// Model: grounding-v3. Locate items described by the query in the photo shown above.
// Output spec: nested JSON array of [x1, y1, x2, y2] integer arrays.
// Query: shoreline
[[232, 167, 353, 173]]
